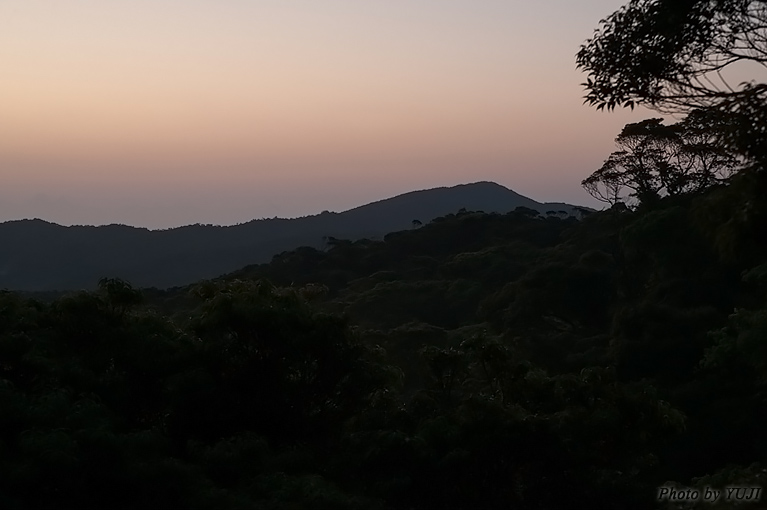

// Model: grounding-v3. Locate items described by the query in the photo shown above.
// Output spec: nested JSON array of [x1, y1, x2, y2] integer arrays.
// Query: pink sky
[[1, 0, 658, 228]]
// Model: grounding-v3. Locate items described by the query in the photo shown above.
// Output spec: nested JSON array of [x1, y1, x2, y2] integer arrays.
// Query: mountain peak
[[0, 181, 586, 290]]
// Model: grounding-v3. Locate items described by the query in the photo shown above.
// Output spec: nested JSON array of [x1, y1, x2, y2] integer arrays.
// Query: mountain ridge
[[0, 181, 589, 290]]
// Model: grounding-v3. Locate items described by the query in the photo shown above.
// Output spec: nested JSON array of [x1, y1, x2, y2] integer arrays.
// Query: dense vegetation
[[3, 172, 767, 508], [3, 0, 767, 507]]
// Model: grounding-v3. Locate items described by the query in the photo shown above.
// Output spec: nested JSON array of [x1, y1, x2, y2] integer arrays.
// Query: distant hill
[[0, 181, 588, 291]]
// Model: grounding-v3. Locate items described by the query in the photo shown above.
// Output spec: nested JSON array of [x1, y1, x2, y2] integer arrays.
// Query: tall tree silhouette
[[582, 111, 739, 206]]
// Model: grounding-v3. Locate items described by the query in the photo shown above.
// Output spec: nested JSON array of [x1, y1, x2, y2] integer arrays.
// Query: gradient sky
[[2, 0, 660, 228]]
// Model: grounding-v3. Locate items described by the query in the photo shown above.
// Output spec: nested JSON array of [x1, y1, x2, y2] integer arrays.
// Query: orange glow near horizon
[[1, 0, 658, 228]]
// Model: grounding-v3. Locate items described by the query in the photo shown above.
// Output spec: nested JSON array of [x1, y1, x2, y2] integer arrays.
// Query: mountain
[[0, 181, 588, 291]]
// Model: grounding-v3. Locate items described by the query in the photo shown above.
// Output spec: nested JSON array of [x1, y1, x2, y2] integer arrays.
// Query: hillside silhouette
[[0, 181, 584, 291]]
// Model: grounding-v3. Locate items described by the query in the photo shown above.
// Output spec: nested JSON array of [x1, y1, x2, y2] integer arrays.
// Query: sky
[[1, 0, 659, 228]]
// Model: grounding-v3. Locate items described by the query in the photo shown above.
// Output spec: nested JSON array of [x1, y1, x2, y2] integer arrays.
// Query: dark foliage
[[582, 112, 740, 206], [3, 173, 767, 508]]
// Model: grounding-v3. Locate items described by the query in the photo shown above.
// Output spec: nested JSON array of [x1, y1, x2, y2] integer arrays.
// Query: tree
[[513, 206, 540, 218], [576, 0, 767, 163], [582, 111, 739, 206], [97, 277, 143, 318], [180, 279, 392, 444]]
